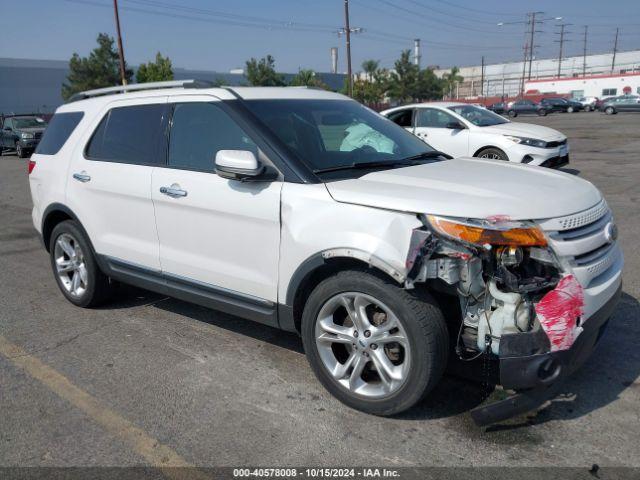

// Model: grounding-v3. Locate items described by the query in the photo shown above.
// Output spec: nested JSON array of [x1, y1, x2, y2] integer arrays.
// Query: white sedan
[[382, 102, 569, 168]]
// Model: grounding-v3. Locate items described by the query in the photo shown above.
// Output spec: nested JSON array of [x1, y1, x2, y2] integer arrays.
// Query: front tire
[[16, 143, 27, 158], [537, 109, 548, 116], [567, 106, 574, 113], [301, 269, 448, 416], [477, 147, 508, 161], [49, 220, 114, 307], [605, 106, 616, 115], [507, 110, 517, 118]]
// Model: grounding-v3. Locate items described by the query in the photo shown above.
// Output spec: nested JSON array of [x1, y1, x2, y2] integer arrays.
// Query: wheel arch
[[473, 145, 508, 159], [41, 203, 92, 254], [282, 249, 406, 334]]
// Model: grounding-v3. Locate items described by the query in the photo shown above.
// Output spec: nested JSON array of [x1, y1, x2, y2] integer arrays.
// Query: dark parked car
[[506, 100, 552, 117], [0, 115, 48, 158], [600, 95, 640, 114], [487, 102, 506, 114], [540, 97, 584, 113]]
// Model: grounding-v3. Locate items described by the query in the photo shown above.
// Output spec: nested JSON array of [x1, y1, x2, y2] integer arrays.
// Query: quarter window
[[415, 108, 457, 128], [168, 102, 257, 172], [36, 112, 84, 155], [86, 104, 166, 165]]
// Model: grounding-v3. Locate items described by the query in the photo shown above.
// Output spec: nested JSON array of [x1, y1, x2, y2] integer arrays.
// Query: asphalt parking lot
[[1, 111, 639, 469]]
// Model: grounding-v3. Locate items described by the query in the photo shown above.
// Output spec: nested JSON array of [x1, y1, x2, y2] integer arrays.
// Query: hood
[[325, 158, 601, 221], [16, 127, 46, 134], [480, 122, 565, 142]]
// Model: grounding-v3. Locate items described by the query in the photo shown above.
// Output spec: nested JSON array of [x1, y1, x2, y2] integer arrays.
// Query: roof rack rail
[[66, 79, 215, 103]]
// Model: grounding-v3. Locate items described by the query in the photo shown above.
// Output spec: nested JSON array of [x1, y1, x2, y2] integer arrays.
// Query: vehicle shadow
[[559, 167, 581, 176], [106, 285, 640, 427]]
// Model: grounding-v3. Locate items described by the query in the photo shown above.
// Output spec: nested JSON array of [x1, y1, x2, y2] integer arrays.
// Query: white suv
[[29, 81, 622, 425], [383, 102, 569, 168]]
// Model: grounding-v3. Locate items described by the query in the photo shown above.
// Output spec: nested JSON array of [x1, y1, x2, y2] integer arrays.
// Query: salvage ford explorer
[[28, 81, 623, 425]]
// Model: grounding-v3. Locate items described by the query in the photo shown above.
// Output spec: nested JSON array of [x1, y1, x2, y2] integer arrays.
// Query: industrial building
[[434, 49, 640, 99], [0, 57, 346, 114]]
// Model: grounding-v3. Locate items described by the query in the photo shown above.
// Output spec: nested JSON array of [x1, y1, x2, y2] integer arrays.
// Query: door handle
[[160, 185, 188, 198], [72, 172, 91, 183]]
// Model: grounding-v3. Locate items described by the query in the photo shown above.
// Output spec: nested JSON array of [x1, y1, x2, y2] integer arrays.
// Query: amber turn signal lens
[[428, 215, 547, 247]]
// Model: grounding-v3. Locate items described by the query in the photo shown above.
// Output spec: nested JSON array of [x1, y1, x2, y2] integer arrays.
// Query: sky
[[2, 0, 640, 73]]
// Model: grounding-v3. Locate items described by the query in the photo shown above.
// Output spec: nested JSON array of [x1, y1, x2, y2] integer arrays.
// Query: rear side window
[[35, 112, 84, 155], [387, 109, 413, 128], [86, 104, 166, 165]]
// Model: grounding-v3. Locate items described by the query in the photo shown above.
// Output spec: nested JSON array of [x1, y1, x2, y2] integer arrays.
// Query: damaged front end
[[404, 213, 617, 426]]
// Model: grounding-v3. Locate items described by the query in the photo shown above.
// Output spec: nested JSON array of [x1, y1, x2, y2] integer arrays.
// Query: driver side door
[[413, 108, 469, 158]]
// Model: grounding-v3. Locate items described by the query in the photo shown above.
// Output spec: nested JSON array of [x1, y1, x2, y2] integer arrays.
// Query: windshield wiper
[[313, 151, 450, 174], [313, 160, 411, 174], [400, 150, 452, 161]]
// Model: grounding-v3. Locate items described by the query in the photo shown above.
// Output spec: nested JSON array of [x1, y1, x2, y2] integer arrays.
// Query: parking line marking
[[0, 335, 210, 480]]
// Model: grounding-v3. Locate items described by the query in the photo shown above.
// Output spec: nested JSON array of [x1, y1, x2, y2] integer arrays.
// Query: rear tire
[[537, 109, 548, 116], [477, 147, 508, 161], [507, 110, 517, 118], [567, 106, 574, 113], [49, 220, 114, 307], [301, 269, 448, 416]]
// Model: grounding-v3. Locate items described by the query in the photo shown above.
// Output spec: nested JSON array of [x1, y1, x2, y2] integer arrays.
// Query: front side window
[[168, 102, 257, 172], [36, 112, 83, 155], [3, 118, 13, 130], [243, 99, 436, 175], [86, 104, 166, 165], [415, 108, 457, 128], [387, 109, 413, 128], [448, 105, 507, 126]]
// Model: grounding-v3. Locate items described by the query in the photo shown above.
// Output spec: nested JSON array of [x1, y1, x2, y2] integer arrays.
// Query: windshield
[[447, 105, 508, 127], [12, 117, 46, 129], [243, 99, 439, 176]]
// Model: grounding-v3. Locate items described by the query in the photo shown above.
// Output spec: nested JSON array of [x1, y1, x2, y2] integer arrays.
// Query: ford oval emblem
[[604, 222, 618, 243]]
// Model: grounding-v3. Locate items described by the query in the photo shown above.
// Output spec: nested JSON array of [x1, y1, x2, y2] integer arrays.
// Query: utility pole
[[554, 23, 571, 78], [611, 28, 619, 73], [344, 0, 353, 97], [113, 0, 127, 85], [480, 56, 485, 97], [338, 0, 362, 97], [582, 26, 588, 77], [520, 43, 528, 97]]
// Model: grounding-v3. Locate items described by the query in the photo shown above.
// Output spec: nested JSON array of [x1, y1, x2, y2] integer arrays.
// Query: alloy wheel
[[314, 292, 411, 398], [54, 233, 88, 297]]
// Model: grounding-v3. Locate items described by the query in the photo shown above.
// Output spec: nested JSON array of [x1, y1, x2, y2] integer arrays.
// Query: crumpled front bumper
[[470, 283, 622, 426]]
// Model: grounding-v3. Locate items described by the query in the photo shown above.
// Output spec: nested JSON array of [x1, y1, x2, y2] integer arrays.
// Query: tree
[[387, 50, 420, 103], [245, 55, 285, 86], [361, 59, 380, 82], [62, 33, 133, 100], [415, 68, 445, 102], [136, 52, 173, 83], [442, 66, 464, 98], [290, 69, 329, 89]]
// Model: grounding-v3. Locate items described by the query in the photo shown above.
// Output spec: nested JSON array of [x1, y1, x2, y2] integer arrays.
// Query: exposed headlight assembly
[[504, 135, 547, 148], [427, 215, 547, 247], [20, 132, 35, 139]]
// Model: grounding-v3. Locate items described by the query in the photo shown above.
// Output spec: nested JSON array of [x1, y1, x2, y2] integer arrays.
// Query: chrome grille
[[539, 200, 619, 287]]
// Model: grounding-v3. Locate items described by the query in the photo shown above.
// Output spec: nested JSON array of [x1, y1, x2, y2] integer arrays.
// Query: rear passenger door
[[151, 95, 282, 305], [66, 97, 168, 271]]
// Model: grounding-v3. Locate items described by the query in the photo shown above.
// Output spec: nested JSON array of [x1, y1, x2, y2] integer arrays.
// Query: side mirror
[[215, 150, 265, 181], [446, 121, 464, 130]]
